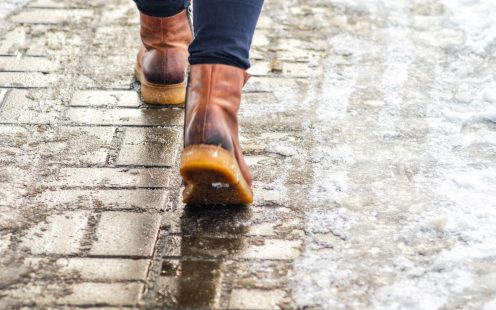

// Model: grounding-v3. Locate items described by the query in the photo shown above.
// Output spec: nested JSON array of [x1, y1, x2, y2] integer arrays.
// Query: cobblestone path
[[1, 0, 496, 309]]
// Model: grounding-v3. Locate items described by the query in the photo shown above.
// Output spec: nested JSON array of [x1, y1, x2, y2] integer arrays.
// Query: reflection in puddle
[[158, 204, 251, 308]]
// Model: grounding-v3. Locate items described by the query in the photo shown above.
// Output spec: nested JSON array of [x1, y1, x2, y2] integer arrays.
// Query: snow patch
[[0, 0, 29, 31]]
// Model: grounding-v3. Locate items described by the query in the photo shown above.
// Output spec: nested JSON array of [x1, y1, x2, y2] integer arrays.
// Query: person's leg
[[134, 0, 193, 105], [133, 0, 189, 18], [180, 0, 264, 205], [189, 0, 264, 69]]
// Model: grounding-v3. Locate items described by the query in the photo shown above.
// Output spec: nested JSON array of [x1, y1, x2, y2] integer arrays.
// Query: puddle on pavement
[[156, 204, 251, 308]]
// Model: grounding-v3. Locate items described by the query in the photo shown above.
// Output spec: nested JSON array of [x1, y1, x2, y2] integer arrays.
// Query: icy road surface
[[283, 0, 496, 308]]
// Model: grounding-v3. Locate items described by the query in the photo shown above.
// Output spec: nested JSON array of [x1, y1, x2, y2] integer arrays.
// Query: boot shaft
[[136, 10, 193, 86], [140, 10, 192, 51], [184, 64, 249, 149]]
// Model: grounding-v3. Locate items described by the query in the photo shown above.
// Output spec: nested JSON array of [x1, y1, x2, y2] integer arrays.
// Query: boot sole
[[134, 67, 186, 105], [180, 145, 253, 205]]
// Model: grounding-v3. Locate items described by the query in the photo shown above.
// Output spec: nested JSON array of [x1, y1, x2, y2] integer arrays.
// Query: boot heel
[[140, 82, 186, 105], [180, 145, 253, 205]]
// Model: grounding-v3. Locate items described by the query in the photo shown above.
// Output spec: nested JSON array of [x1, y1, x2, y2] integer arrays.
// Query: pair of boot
[[135, 10, 253, 205]]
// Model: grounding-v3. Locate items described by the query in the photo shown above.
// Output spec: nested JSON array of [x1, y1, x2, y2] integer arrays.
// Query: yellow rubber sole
[[180, 145, 253, 205], [134, 67, 186, 105]]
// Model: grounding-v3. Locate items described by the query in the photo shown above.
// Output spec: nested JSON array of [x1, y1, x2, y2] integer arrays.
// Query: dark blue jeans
[[133, 0, 264, 69]]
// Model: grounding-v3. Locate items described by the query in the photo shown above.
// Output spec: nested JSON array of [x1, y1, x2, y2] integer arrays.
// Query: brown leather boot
[[135, 10, 193, 105], [180, 64, 253, 205]]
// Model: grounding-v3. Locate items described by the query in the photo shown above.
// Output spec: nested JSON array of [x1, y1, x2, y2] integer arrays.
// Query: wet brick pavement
[[1, 0, 496, 309], [0, 0, 306, 308]]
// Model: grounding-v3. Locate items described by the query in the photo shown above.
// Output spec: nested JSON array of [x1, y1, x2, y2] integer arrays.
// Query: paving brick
[[55, 258, 149, 280], [178, 204, 297, 238], [252, 207, 304, 239], [223, 259, 292, 290], [63, 283, 143, 305], [249, 61, 322, 78], [0, 166, 31, 207], [273, 38, 326, 52], [244, 76, 306, 93], [173, 236, 246, 259], [90, 212, 161, 256], [0, 25, 85, 56], [79, 54, 134, 89], [0, 88, 8, 105], [256, 15, 273, 29], [0, 27, 27, 54], [248, 222, 277, 236], [116, 128, 182, 167], [0, 125, 30, 164], [42, 127, 115, 165], [35, 26, 84, 55], [76, 308, 124, 310], [157, 260, 222, 309], [5, 282, 143, 306], [92, 26, 139, 55], [276, 49, 322, 62], [70, 90, 141, 108], [172, 200, 282, 239], [100, 3, 139, 25], [76, 77, 132, 90], [160, 209, 184, 234], [35, 189, 169, 210], [28, 0, 67, 8], [250, 49, 266, 61], [0, 89, 61, 124], [42, 167, 172, 188], [241, 239, 301, 260], [0, 234, 10, 256], [258, 189, 282, 202], [229, 289, 285, 310], [252, 30, 270, 48], [179, 204, 252, 237], [0, 72, 58, 88], [161, 235, 181, 257], [0, 56, 59, 72], [11, 8, 93, 24], [65, 107, 183, 126], [163, 235, 301, 260], [242, 92, 278, 106], [20, 211, 90, 255]]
